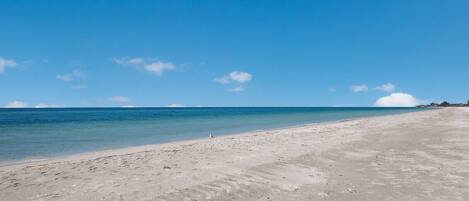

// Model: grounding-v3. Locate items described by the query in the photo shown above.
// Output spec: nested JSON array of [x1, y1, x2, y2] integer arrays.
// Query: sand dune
[[1, 108, 468, 200]]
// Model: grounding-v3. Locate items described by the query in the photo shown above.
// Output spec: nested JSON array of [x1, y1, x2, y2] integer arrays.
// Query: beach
[[1, 107, 468, 200]]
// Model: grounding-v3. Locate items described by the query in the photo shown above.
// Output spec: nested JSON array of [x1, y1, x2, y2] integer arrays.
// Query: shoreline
[[3, 107, 465, 201], [0, 108, 430, 169]]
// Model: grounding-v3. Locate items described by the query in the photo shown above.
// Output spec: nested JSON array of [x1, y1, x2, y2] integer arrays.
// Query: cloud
[[374, 92, 422, 107], [214, 71, 252, 84], [0, 57, 17, 73], [166, 103, 185, 107], [229, 71, 252, 83], [35, 103, 61, 108], [56, 69, 85, 81], [229, 86, 245, 92], [213, 76, 231, 84], [144, 61, 175, 76], [5, 101, 27, 108], [214, 71, 252, 93], [350, 84, 368, 92], [5, 101, 62, 108], [110, 96, 130, 104], [121, 105, 136, 108], [375, 83, 396, 92], [112, 57, 175, 76]]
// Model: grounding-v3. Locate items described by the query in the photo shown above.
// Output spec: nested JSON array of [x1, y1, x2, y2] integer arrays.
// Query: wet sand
[[1, 107, 468, 200]]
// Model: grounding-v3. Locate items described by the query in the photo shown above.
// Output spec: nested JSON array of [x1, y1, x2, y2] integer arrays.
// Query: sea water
[[0, 107, 425, 162]]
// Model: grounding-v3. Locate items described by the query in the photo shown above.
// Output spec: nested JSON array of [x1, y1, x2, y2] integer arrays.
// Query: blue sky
[[1, 0, 468, 107]]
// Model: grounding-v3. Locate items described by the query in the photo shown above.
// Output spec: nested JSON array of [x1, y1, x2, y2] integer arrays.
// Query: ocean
[[0, 107, 425, 162]]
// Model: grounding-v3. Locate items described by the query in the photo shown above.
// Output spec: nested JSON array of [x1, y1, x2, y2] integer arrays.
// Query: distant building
[[417, 100, 468, 108], [439, 101, 450, 107]]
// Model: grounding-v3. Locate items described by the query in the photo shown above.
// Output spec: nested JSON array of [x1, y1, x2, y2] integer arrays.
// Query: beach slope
[[1, 108, 468, 200]]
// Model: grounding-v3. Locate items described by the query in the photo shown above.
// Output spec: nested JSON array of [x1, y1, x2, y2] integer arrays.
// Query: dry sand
[[1, 108, 468, 201]]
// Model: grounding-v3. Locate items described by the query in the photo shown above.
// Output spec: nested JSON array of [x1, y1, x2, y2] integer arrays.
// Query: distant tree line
[[417, 100, 469, 108]]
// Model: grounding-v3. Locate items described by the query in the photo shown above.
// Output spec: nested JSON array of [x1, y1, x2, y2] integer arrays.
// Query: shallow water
[[0, 107, 425, 161]]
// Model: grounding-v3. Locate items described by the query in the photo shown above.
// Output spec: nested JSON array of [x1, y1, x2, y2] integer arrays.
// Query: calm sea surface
[[0, 107, 425, 162]]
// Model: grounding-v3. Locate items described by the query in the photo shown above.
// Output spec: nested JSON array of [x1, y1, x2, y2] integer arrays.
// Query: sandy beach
[[1, 107, 468, 200]]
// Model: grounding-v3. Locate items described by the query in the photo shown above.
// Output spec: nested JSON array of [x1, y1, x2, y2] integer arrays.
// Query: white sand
[[1, 108, 468, 200]]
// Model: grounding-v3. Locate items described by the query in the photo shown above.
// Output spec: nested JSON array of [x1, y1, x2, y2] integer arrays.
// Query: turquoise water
[[0, 107, 425, 162]]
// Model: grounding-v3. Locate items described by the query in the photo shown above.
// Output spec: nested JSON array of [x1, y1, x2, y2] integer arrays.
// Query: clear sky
[[1, 0, 468, 107]]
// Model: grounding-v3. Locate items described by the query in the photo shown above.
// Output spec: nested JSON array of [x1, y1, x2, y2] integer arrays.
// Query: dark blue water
[[0, 107, 425, 162]]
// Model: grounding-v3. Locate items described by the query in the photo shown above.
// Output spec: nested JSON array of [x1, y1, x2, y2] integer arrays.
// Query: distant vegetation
[[417, 100, 469, 108]]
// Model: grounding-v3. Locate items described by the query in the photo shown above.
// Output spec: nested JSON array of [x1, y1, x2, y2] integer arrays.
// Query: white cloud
[[351, 84, 368, 92], [213, 76, 231, 84], [375, 83, 396, 92], [229, 86, 245, 92], [110, 96, 130, 104], [214, 71, 252, 84], [0, 57, 17, 73], [166, 103, 185, 107], [35, 103, 61, 108], [144, 61, 175, 76], [112, 57, 175, 76], [229, 71, 252, 83], [121, 105, 136, 108], [5, 101, 27, 108], [374, 92, 421, 107], [56, 69, 85, 81], [5, 101, 62, 108]]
